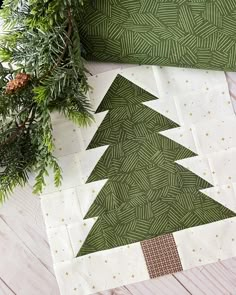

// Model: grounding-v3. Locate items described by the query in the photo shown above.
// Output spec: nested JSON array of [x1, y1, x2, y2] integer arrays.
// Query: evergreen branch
[[0, 104, 35, 147], [0, 0, 92, 201], [42, 1, 73, 79], [48, 2, 72, 74]]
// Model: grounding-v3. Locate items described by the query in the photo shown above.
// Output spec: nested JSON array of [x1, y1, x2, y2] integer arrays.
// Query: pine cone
[[5, 73, 31, 94], [15, 73, 30, 83]]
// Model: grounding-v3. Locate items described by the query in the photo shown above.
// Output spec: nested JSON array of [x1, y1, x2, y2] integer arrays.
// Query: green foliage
[[0, 0, 93, 202]]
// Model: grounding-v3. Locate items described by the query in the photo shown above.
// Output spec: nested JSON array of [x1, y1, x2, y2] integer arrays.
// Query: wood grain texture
[[0, 63, 236, 294], [0, 277, 16, 295], [226, 72, 236, 113], [0, 187, 60, 295]]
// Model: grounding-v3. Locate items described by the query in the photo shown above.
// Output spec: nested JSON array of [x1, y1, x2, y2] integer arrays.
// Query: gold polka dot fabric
[[39, 66, 236, 295]]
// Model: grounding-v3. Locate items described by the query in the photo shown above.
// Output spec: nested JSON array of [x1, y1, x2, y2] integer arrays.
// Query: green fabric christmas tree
[[77, 75, 235, 257]]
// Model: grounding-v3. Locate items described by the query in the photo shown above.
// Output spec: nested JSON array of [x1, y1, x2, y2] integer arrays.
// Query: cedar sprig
[[0, 0, 93, 202]]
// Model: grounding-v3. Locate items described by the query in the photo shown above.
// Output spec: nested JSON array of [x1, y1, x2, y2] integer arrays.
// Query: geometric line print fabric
[[79, 0, 236, 71], [77, 75, 236, 257]]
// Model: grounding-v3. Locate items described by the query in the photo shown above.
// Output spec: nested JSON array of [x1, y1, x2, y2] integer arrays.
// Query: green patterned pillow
[[79, 0, 236, 71]]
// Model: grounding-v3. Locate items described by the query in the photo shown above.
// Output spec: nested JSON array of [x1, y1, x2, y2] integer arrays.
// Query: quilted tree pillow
[[79, 0, 236, 71]]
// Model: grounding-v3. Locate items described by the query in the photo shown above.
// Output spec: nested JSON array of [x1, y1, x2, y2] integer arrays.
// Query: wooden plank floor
[[0, 65, 236, 294]]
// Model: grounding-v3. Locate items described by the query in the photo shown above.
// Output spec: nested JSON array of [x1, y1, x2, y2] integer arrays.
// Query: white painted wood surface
[[0, 65, 236, 295]]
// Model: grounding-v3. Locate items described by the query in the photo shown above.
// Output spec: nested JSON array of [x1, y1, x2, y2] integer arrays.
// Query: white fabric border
[[54, 242, 149, 295], [40, 65, 236, 295], [174, 217, 236, 270]]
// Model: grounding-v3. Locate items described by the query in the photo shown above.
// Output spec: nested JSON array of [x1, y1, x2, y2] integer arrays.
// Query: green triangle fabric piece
[[79, 0, 236, 71], [96, 74, 157, 112], [77, 76, 236, 257], [89, 75, 179, 149]]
